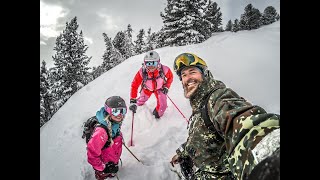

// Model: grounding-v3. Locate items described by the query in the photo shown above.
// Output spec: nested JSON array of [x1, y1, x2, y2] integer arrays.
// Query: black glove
[[103, 162, 119, 174], [129, 99, 137, 113], [94, 170, 109, 180], [162, 87, 169, 95]]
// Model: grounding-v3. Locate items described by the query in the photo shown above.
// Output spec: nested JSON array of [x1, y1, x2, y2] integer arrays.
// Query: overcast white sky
[[40, 0, 280, 68], [40, 21, 280, 180]]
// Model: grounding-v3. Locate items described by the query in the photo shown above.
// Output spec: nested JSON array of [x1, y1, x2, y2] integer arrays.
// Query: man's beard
[[183, 79, 202, 98]]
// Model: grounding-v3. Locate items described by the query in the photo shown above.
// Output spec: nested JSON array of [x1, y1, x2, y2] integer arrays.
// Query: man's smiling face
[[181, 66, 203, 98]]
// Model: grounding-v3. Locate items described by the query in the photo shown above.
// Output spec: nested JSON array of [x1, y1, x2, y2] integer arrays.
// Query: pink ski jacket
[[87, 127, 123, 171]]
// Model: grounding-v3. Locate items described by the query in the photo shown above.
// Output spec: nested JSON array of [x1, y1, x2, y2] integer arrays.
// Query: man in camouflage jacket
[[170, 53, 280, 180]]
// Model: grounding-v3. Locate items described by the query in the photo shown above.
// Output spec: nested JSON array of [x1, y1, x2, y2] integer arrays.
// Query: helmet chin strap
[[146, 66, 158, 72]]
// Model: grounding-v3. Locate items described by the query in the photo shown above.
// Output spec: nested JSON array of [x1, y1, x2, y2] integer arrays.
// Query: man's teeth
[[188, 82, 195, 86]]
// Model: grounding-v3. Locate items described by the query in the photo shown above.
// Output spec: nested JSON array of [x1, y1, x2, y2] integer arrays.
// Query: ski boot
[[153, 108, 160, 119]]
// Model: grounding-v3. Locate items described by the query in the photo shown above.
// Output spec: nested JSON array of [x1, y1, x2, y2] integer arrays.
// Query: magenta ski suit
[[87, 108, 123, 171]]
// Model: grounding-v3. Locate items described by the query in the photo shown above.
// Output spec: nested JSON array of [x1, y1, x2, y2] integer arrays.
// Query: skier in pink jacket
[[87, 96, 127, 180]]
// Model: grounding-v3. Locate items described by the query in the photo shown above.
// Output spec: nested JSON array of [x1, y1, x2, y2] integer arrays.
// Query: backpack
[[140, 64, 167, 92], [82, 116, 112, 149]]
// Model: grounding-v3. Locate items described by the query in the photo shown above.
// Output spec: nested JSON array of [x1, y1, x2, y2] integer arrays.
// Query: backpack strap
[[159, 64, 167, 84], [200, 85, 225, 142], [95, 123, 112, 149], [139, 64, 168, 93], [139, 66, 148, 93], [95, 122, 122, 149]]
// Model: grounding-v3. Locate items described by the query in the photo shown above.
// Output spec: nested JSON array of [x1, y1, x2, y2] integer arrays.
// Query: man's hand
[[170, 154, 181, 167]]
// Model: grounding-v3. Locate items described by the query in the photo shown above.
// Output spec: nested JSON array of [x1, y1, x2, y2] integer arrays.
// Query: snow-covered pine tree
[[102, 33, 124, 71], [146, 27, 157, 51], [51, 16, 92, 111], [202, 0, 223, 38], [154, 28, 166, 48], [112, 31, 132, 59], [134, 29, 146, 55], [232, 18, 240, 32], [125, 24, 136, 57], [239, 4, 262, 30], [160, 0, 205, 46], [48, 66, 65, 114], [91, 66, 104, 80], [260, 6, 279, 26], [225, 20, 233, 31], [40, 60, 52, 127], [91, 66, 97, 79]]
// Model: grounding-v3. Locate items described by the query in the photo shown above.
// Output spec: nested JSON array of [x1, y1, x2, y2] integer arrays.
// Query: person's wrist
[[130, 98, 137, 104]]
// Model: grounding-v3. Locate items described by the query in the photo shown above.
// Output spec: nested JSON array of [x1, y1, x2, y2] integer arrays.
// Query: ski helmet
[[144, 50, 160, 62], [104, 96, 127, 116], [173, 53, 207, 80]]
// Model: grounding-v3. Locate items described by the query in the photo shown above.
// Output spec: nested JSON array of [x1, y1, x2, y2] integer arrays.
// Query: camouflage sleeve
[[207, 87, 280, 179], [176, 142, 188, 158], [207, 87, 254, 153]]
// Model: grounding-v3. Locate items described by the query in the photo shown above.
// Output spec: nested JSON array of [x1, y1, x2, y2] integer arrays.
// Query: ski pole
[[123, 142, 142, 163], [167, 95, 189, 123], [129, 112, 135, 146]]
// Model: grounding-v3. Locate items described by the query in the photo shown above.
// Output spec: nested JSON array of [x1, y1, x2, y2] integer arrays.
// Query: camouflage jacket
[[176, 70, 280, 179]]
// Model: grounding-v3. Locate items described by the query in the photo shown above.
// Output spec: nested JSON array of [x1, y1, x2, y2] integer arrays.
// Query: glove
[[129, 99, 137, 113], [162, 87, 169, 95], [170, 154, 181, 167], [94, 170, 109, 180], [103, 162, 119, 174]]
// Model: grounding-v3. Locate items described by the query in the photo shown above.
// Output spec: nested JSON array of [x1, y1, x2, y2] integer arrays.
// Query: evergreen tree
[[219, 27, 224, 32], [261, 6, 279, 25], [112, 31, 132, 59], [126, 24, 133, 40], [160, 0, 205, 46], [134, 29, 146, 54], [91, 65, 104, 79], [225, 19, 233, 31], [102, 33, 124, 71], [239, 4, 262, 30], [49, 66, 67, 113], [239, 16, 246, 31], [51, 16, 92, 111], [91, 66, 97, 79], [202, 0, 223, 38], [40, 60, 52, 127], [155, 28, 166, 48], [125, 24, 136, 56], [146, 27, 157, 51], [232, 18, 240, 32]]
